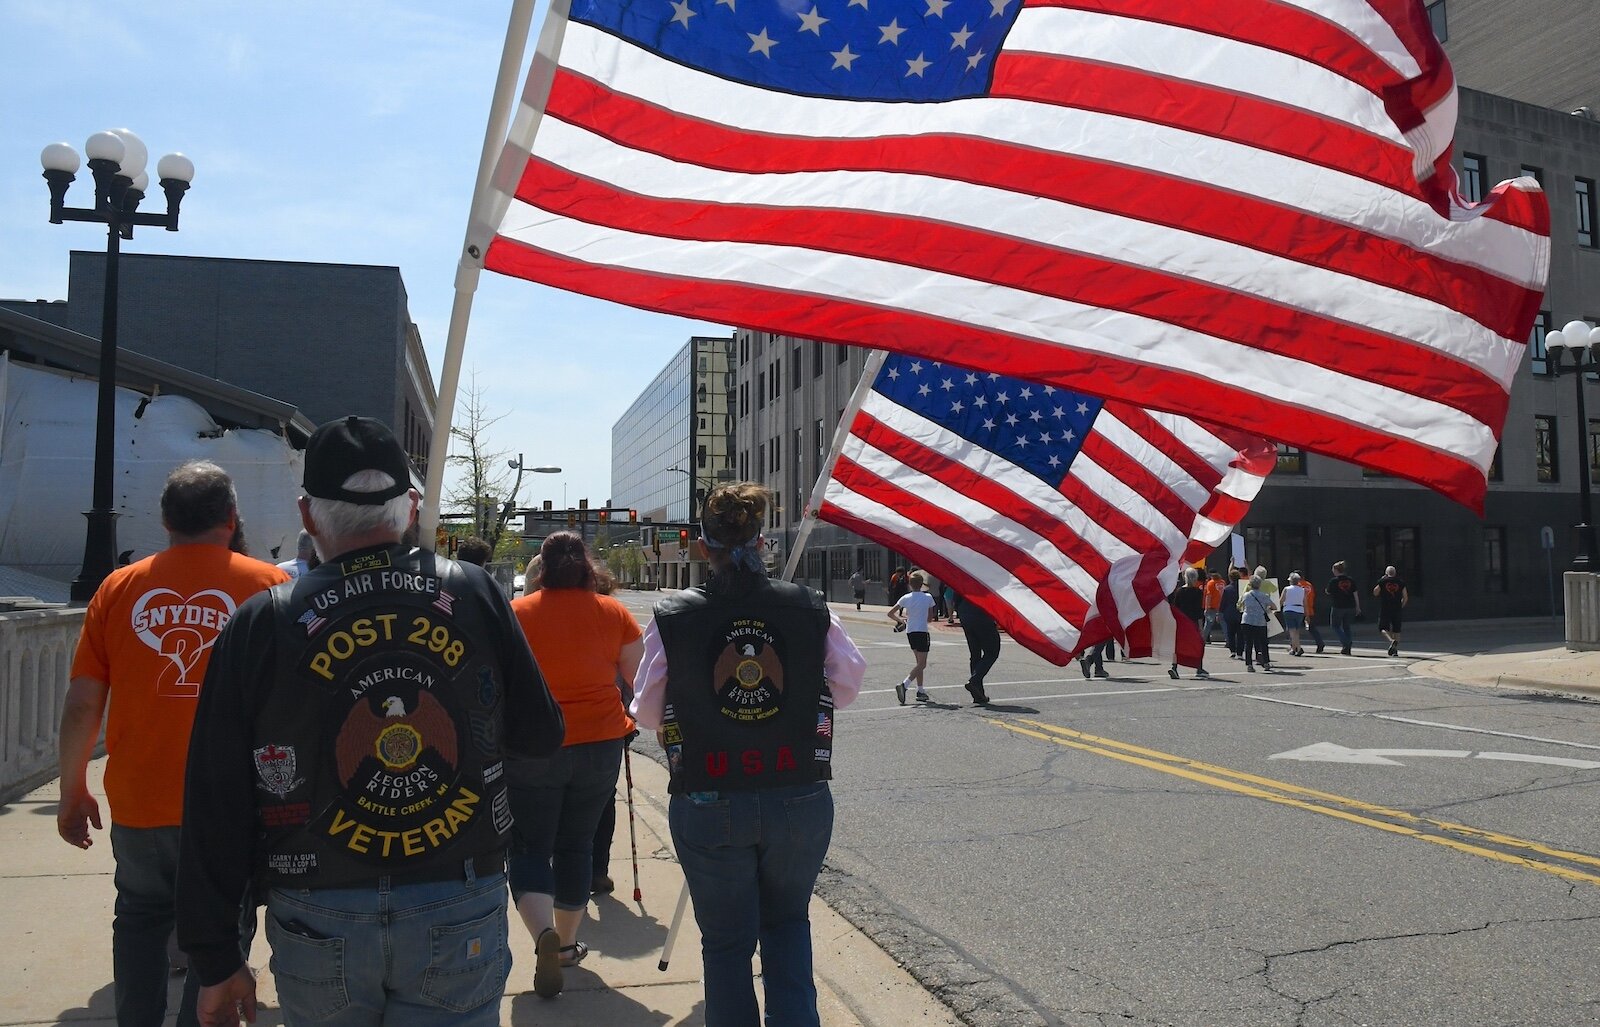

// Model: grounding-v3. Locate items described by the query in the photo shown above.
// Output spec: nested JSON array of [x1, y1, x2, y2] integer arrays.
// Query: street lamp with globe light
[[496, 455, 560, 546], [41, 129, 195, 603], [1544, 319, 1600, 572]]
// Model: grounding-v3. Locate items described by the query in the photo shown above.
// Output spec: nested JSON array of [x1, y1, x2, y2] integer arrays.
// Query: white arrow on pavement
[[1269, 742, 1600, 770]]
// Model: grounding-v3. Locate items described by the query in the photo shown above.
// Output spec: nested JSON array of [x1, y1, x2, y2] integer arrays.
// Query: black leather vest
[[252, 546, 513, 889], [656, 575, 834, 794]]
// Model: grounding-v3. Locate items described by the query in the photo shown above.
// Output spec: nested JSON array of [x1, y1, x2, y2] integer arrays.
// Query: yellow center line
[[989, 718, 1600, 888]]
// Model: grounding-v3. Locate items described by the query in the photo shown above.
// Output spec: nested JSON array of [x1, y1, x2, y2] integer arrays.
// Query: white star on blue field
[[873, 354, 1104, 482]]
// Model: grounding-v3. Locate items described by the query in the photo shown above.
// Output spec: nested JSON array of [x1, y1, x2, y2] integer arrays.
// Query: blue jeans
[[111, 824, 198, 1027], [1330, 609, 1355, 650], [669, 782, 834, 1027], [507, 737, 624, 910], [264, 867, 508, 1026]]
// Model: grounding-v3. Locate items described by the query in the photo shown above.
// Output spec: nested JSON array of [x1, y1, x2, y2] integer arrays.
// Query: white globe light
[[131, 171, 149, 193], [40, 142, 81, 173], [1564, 319, 1591, 341], [85, 131, 126, 164], [1588, 327, 1600, 350], [156, 152, 195, 184], [108, 128, 147, 178], [1546, 330, 1569, 353]]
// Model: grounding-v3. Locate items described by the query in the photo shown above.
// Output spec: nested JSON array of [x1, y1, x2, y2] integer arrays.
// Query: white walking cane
[[657, 879, 692, 971]]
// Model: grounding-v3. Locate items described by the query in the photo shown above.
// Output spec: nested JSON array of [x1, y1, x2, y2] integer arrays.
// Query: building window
[[830, 547, 851, 582], [1488, 445, 1503, 482], [1426, 0, 1447, 41], [1481, 526, 1506, 593], [837, 341, 849, 365], [757, 373, 765, 409], [1275, 444, 1306, 475], [758, 442, 766, 479], [793, 428, 802, 475], [772, 360, 781, 397], [1578, 177, 1597, 248], [696, 444, 707, 469], [791, 346, 802, 390], [815, 418, 826, 463], [1520, 165, 1544, 186], [1591, 418, 1600, 485], [1366, 525, 1421, 594], [1460, 153, 1485, 203], [1242, 525, 1307, 579], [1530, 310, 1551, 375], [1536, 415, 1559, 482], [861, 547, 882, 582], [813, 341, 824, 378], [772, 434, 781, 473]]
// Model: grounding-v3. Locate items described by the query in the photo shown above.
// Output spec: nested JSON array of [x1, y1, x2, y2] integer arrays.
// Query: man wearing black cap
[[177, 416, 565, 1026]]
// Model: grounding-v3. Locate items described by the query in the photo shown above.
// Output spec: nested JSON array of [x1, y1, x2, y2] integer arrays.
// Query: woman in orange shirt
[[508, 531, 644, 998]]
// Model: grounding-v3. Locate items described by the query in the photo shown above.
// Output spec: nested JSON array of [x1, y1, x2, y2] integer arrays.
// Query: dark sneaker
[[1315, 644, 1325, 654], [895, 681, 907, 706], [915, 690, 931, 702], [1167, 667, 1180, 680], [1388, 644, 1399, 657], [1078, 660, 1091, 680], [591, 873, 615, 895], [1094, 669, 1110, 679], [1195, 668, 1210, 679], [1341, 646, 1351, 655]]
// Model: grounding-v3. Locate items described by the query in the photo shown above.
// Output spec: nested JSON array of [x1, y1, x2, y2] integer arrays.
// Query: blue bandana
[[701, 532, 765, 573]]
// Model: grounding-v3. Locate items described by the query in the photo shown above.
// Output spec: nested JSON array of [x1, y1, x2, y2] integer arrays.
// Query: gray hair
[[307, 470, 412, 559], [1250, 575, 1264, 589], [1385, 565, 1397, 576], [1288, 571, 1301, 584], [1184, 567, 1200, 585]]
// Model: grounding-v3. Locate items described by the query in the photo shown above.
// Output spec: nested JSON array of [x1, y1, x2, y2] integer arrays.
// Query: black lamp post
[[41, 130, 194, 603], [1545, 319, 1600, 572], [494, 454, 560, 546]]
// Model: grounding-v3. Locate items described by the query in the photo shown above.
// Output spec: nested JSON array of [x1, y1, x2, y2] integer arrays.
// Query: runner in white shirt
[[887, 571, 938, 705]]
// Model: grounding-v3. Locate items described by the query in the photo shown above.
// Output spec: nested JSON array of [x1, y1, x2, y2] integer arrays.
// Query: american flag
[[816, 353, 1275, 665], [485, 0, 1548, 510]]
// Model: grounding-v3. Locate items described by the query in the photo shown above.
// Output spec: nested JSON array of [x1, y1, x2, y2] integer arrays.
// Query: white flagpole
[[780, 349, 888, 582], [419, 0, 554, 548]]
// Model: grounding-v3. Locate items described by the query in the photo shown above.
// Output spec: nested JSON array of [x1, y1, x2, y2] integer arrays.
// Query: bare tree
[[444, 373, 517, 547]]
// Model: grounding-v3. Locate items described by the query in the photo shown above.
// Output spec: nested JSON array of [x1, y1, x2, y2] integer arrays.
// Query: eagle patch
[[711, 620, 784, 722]]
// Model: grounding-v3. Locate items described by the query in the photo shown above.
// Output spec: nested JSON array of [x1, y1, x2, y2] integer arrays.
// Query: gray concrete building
[[54, 251, 438, 473], [1431, 0, 1600, 114]]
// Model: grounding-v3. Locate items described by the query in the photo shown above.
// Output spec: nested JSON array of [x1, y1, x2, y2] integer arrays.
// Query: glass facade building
[[612, 335, 735, 525]]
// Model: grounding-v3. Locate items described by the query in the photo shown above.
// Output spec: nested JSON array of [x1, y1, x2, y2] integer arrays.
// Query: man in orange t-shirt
[[59, 461, 288, 1027], [1201, 571, 1225, 644]]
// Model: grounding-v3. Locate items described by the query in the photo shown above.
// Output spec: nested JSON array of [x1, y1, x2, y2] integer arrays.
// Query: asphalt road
[[616, 595, 1598, 1027]]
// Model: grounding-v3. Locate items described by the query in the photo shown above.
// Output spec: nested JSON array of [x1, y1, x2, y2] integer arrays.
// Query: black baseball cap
[[303, 416, 412, 505]]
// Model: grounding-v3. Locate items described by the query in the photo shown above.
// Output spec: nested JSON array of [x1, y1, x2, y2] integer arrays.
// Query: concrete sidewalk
[[1423, 642, 1600, 697], [0, 752, 961, 1027]]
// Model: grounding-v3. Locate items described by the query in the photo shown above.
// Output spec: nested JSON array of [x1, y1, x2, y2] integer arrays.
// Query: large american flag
[[485, 0, 1549, 510], [815, 353, 1276, 665]]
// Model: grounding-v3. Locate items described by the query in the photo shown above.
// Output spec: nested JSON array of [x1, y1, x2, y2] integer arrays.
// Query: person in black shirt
[[177, 417, 564, 1027], [1373, 565, 1409, 656], [1220, 568, 1244, 659], [955, 593, 1001, 704], [1325, 560, 1362, 655], [1167, 568, 1210, 680]]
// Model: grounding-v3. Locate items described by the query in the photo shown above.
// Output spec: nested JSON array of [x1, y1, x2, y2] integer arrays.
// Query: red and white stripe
[[817, 389, 1276, 665], [487, 0, 1549, 510]]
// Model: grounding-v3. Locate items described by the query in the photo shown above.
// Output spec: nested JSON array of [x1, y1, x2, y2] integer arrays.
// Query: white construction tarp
[[0, 354, 304, 583]]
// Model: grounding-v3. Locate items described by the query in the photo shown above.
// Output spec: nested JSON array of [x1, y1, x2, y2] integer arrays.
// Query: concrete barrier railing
[[1566, 571, 1600, 651], [0, 608, 83, 804]]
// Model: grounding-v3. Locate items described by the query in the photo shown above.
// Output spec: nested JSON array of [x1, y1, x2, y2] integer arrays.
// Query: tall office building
[[611, 335, 735, 584]]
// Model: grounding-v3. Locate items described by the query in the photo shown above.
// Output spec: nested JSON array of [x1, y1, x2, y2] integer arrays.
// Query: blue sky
[[1, 1, 728, 513]]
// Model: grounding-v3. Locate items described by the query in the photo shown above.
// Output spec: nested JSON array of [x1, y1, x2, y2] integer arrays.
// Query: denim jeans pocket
[[420, 905, 509, 1012], [780, 785, 834, 845], [672, 793, 732, 848], [265, 911, 349, 1019]]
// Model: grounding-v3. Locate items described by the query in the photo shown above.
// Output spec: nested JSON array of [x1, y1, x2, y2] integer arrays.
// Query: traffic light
[[599, 509, 609, 524], [567, 510, 576, 528], [628, 509, 637, 523], [678, 528, 690, 547]]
